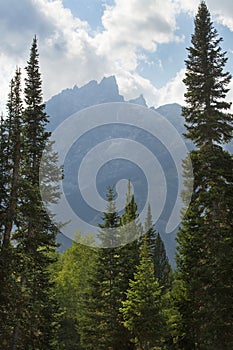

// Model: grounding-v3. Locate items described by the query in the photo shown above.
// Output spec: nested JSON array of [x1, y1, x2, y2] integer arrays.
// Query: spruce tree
[[176, 2, 233, 348], [79, 187, 132, 350], [0, 68, 23, 246], [182, 1, 232, 146], [118, 181, 141, 349], [0, 68, 23, 349], [120, 180, 141, 244], [120, 233, 165, 350], [98, 186, 121, 248], [118, 180, 141, 296], [144, 204, 172, 291], [4, 68, 23, 245], [0, 113, 7, 241], [9, 37, 61, 349]]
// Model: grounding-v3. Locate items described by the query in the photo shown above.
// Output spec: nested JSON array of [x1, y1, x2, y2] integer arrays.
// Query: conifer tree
[[176, 2, 233, 348], [0, 68, 23, 246], [8, 37, 61, 349], [118, 180, 141, 296], [0, 113, 7, 241], [120, 233, 165, 349], [118, 182, 142, 349], [0, 68, 23, 349], [120, 180, 141, 244], [98, 187, 121, 248], [144, 204, 172, 291], [79, 187, 132, 350], [4, 68, 23, 245], [182, 1, 232, 146]]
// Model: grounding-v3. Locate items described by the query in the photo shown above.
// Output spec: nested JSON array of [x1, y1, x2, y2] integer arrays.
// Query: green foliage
[[176, 2, 233, 348], [182, 1, 232, 146], [0, 37, 61, 349], [1, 4, 233, 348], [144, 204, 172, 292], [54, 233, 97, 349], [118, 181, 141, 303], [0, 68, 23, 246], [98, 186, 121, 247], [176, 146, 233, 349], [78, 188, 134, 350], [121, 234, 166, 350], [0, 68, 24, 349], [54, 186, 172, 350]]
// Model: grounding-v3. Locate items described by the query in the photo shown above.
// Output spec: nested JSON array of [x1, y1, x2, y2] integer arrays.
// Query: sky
[[1, 0, 233, 112]]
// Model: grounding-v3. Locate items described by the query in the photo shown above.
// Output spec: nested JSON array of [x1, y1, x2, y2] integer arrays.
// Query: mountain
[[44, 76, 191, 265], [46, 76, 186, 135], [129, 94, 148, 107], [46, 76, 124, 131]]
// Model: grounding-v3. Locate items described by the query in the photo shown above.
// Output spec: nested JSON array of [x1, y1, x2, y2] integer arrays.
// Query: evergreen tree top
[[98, 187, 121, 247], [24, 36, 44, 109], [182, 1, 233, 146]]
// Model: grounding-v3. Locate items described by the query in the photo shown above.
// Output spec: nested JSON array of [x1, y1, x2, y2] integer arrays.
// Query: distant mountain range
[[46, 76, 184, 133], [45, 76, 232, 264]]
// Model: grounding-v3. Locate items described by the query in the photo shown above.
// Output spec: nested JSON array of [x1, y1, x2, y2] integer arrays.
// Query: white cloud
[[176, 0, 233, 31], [116, 71, 159, 105], [174, 0, 199, 15], [95, 0, 181, 70], [0, 0, 99, 111], [0, 0, 183, 112], [114, 68, 186, 109], [0, 0, 232, 114], [0, 54, 24, 112], [156, 68, 186, 106]]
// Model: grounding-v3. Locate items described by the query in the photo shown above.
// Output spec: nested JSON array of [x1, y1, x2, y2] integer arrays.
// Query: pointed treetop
[[126, 179, 132, 205], [144, 203, 153, 234], [182, 0, 232, 146]]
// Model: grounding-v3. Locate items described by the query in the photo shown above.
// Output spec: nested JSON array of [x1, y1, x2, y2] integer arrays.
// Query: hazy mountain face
[[44, 76, 194, 263], [46, 76, 124, 131], [46, 76, 185, 133]]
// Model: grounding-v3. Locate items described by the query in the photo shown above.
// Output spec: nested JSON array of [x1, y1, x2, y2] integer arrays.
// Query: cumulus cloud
[[0, 0, 96, 110], [0, 0, 63, 58], [114, 68, 186, 109], [0, 0, 183, 111], [0, 0, 232, 112], [95, 0, 181, 70], [156, 68, 186, 107], [116, 71, 159, 104], [176, 0, 233, 31]]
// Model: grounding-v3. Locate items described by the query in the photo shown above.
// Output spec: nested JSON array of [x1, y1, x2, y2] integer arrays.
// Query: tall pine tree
[[79, 187, 133, 350], [182, 1, 232, 146], [176, 2, 233, 348], [4, 68, 23, 245], [0, 68, 24, 349], [144, 204, 172, 292], [5, 37, 61, 350], [118, 180, 141, 300], [120, 233, 165, 350]]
